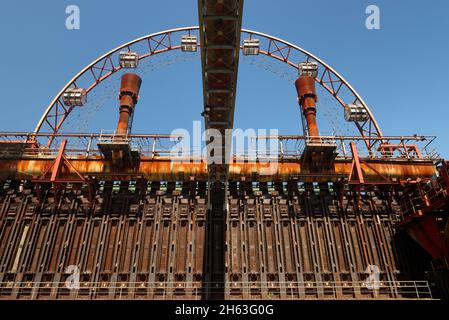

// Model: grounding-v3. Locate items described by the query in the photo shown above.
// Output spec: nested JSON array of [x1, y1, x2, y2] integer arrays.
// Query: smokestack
[[116, 73, 142, 134], [295, 62, 319, 138]]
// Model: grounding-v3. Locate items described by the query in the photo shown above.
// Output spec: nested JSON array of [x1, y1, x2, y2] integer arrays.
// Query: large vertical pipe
[[295, 75, 319, 138], [116, 73, 142, 134]]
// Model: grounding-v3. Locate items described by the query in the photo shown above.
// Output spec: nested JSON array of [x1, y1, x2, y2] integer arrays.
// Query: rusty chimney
[[295, 62, 319, 138], [116, 73, 142, 134]]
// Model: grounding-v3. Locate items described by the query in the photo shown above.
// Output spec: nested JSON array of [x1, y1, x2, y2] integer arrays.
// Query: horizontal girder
[[0, 156, 435, 183]]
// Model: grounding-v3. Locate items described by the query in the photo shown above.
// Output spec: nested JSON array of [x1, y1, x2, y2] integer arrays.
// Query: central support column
[[198, 0, 244, 300], [203, 181, 226, 299]]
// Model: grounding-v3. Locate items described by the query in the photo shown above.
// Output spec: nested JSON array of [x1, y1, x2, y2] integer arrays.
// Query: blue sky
[[0, 0, 448, 157]]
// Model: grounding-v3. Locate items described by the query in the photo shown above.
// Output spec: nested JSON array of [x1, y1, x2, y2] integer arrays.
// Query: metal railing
[[97, 130, 131, 144], [272, 135, 438, 160], [0, 280, 433, 300], [0, 132, 440, 161]]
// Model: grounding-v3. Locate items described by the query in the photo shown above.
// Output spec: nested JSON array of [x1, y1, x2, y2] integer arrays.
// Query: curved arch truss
[[35, 26, 382, 150]]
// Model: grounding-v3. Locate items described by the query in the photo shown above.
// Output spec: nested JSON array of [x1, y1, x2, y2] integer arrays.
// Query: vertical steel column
[[204, 181, 226, 299], [116, 74, 142, 135], [295, 76, 319, 138]]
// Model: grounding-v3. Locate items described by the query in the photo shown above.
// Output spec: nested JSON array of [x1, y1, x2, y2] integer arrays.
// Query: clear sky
[[0, 0, 448, 157]]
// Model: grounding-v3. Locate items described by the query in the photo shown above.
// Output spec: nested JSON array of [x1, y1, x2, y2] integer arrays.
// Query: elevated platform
[[97, 137, 140, 167], [0, 132, 438, 182], [0, 140, 39, 159], [301, 140, 338, 165]]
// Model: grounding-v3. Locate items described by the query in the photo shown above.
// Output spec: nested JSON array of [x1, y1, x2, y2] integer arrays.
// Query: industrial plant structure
[[0, 0, 448, 300]]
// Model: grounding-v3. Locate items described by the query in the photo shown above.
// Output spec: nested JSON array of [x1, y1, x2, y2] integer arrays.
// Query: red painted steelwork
[[50, 140, 68, 182], [407, 214, 449, 261], [398, 161, 449, 262], [348, 142, 364, 184], [378, 143, 422, 159]]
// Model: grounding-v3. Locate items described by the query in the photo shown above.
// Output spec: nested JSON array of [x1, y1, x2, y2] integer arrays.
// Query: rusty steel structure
[[0, 0, 448, 301]]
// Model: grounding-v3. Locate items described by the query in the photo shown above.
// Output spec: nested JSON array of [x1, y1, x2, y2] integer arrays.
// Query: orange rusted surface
[[295, 76, 319, 137], [0, 156, 436, 182], [117, 73, 142, 134]]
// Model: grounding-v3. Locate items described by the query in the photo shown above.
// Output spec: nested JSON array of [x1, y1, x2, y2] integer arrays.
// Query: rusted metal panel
[[193, 200, 206, 277], [136, 217, 155, 273], [156, 219, 171, 278], [0, 180, 438, 300]]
